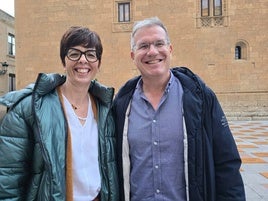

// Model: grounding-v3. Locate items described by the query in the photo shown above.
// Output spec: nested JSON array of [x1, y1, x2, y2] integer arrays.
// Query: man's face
[[131, 25, 172, 79]]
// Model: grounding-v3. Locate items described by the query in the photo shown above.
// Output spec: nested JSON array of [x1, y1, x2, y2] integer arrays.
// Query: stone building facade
[[0, 9, 15, 118], [0, 9, 15, 96], [14, 0, 268, 120]]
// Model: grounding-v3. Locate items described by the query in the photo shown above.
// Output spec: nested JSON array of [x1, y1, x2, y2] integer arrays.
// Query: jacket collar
[[34, 73, 114, 106]]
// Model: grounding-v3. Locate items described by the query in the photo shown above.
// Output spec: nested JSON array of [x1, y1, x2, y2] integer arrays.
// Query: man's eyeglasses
[[133, 40, 169, 51], [66, 48, 98, 63]]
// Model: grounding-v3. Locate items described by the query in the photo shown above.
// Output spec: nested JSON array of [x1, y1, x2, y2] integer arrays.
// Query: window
[[235, 46, 241, 60], [214, 0, 222, 16], [112, 0, 132, 32], [8, 33, 15, 56], [118, 2, 130, 22], [201, 0, 222, 17], [197, 0, 226, 27], [201, 0, 209, 16], [8, 73, 16, 91], [235, 41, 248, 60]]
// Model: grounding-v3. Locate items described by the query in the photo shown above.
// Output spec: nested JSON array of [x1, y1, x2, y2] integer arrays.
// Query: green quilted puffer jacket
[[0, 73, 119, 201]]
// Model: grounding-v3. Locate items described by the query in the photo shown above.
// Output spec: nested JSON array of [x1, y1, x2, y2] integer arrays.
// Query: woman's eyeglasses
[[66, 48, 98, 63]]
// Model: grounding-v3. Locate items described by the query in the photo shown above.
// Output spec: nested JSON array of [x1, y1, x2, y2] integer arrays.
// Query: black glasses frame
[[66, 48, 98, 63]]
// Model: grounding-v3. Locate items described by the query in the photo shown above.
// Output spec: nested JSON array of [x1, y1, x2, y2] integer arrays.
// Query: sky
[[0, 0, 14, 17]]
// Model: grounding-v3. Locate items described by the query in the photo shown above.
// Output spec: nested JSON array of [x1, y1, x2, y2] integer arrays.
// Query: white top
[[63, 95, 101, 201]]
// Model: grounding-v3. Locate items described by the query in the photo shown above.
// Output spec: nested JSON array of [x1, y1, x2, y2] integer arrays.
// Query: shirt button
[[153, 141, 158, 145], [156, 189, 160, 193], [155, 165, 159, 169], [153, 119, 156, 123]]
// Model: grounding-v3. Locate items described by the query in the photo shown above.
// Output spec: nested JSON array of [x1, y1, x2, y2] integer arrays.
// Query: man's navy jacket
[[113, 67, 245, 201]]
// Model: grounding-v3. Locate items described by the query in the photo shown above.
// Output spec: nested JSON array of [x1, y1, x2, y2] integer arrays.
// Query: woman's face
[[64, 45, 99, 87]]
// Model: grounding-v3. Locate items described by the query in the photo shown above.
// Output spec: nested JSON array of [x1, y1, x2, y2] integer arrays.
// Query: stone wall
[[14, 0, 268, 120]]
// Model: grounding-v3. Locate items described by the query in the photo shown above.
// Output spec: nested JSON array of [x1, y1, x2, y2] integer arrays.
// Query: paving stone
[[242, 157, 267, 163], [254, 141, 268, 145], [253, 152, 268, 157], [237, 144, 258, 148], [260, 172, 268, 179]]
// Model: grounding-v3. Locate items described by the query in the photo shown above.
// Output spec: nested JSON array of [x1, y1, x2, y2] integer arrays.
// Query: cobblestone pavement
[[229, 121, 268, 201]]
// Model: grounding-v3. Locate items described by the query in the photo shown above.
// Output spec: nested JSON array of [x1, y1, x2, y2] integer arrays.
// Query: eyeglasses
[[66, 48, 98, 63], [133, 40, 169, 51]]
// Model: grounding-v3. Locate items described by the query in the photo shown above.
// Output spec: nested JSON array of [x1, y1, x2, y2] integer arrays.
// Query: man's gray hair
[[130, 17, 171, 50]]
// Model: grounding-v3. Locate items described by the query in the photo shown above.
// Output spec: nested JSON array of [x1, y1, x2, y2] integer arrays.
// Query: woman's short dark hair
[[60, 26, 103, 66]]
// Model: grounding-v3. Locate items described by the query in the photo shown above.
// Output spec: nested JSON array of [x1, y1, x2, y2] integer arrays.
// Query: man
[[113, 17, 245, 201]]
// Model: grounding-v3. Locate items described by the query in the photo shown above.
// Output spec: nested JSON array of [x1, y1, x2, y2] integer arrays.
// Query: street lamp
[[0, 62, 9, 75]]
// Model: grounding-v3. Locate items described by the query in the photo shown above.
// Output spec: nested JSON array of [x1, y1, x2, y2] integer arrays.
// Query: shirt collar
[[135, 70, 174, 95]]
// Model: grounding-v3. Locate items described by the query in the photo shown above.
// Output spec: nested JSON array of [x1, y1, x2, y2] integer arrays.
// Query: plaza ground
[[0, 105, 268, 200], [230, 121, 268, 201]]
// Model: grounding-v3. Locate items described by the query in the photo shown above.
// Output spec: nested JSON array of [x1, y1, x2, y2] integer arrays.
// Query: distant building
[[0, 9, 15, 96], [15, 0, 268, 119]]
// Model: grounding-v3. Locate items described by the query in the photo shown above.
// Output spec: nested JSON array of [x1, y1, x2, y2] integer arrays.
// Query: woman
[[0, 26, 119, 201]]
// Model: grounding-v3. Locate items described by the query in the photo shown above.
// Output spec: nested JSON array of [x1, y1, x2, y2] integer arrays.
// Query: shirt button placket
[[152, 118, 161, 198]]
